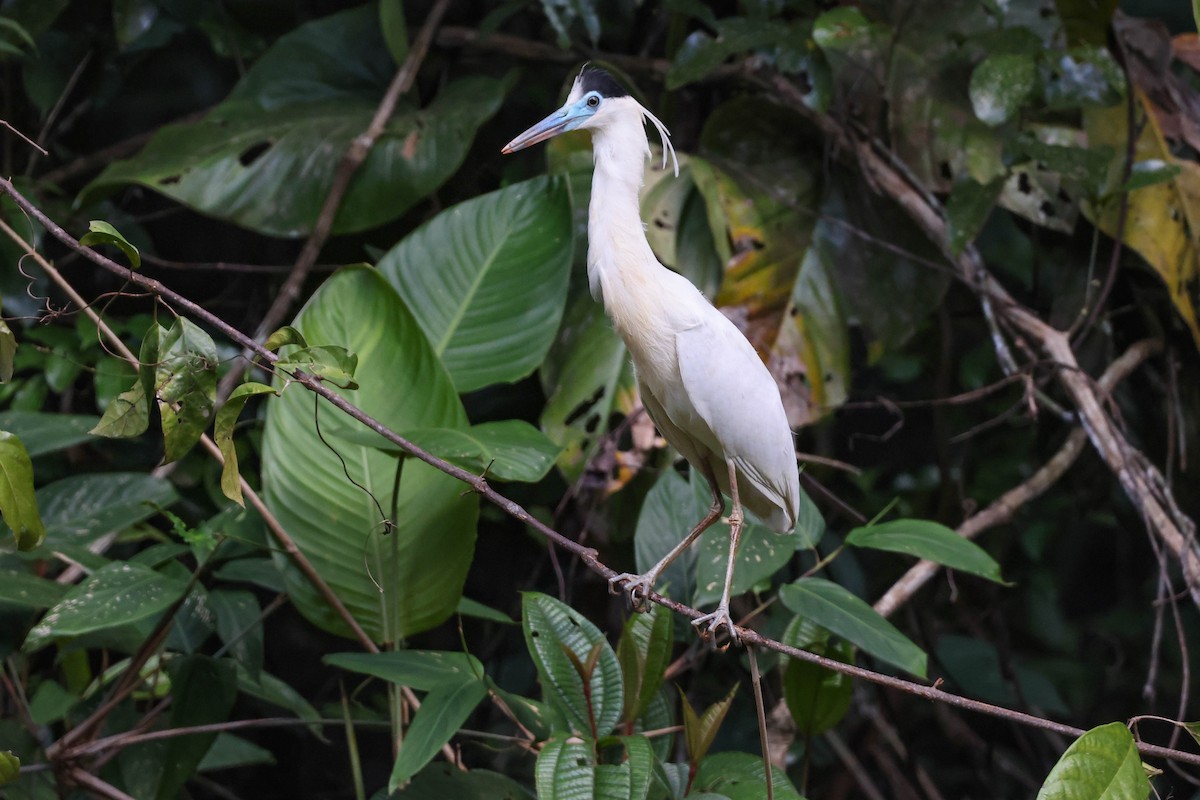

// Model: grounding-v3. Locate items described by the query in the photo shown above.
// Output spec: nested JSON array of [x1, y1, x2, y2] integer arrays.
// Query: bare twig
[[233, 0, 453, 388], [4, 181, 1200, 771], [1, 119, 48, 156], [874, 338, 1165, 618]]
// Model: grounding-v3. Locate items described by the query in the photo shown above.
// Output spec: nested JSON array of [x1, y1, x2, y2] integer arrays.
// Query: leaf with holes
[[84, 7, 507, 237], [275, 345, 358, 389], [153, 318, 217, 463], [522, 592, 623, 738]]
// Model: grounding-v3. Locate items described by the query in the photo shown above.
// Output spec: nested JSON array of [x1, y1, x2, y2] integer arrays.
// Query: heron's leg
[[609, 468, 724, 612], [692, 458, 744, 645]]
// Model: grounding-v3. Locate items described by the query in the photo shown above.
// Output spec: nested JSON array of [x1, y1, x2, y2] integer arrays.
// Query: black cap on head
[[577, 66, 629, 98]]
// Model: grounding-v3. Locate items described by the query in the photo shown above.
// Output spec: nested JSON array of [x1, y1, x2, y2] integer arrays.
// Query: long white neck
[[586, 108, 658, 303]]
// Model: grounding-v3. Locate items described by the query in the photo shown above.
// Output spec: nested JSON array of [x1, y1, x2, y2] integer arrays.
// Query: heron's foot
[[691, 605, 741, 648], [608, 573, 655, 612]]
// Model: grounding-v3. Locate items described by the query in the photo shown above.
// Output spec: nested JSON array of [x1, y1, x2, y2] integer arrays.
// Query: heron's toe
[[608, 573, 654, 612], [691, 606, 741, 648]]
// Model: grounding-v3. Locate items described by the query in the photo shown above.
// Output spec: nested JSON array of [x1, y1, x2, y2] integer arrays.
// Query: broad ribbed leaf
[[85, 7, 507, 237], [261, 267, 477, 643], [0, 431, 44, 550], [24, 562, 188, 652], [1036, 722, 1149, 800], [522, 592, 623, 738], [693, 751, 804, 799], [536, 738, 594, 800], [393, 763, 533, 798], [780, 577, 927, 677], [380, 176, 572, 392], [846, 518, 1005, 584]]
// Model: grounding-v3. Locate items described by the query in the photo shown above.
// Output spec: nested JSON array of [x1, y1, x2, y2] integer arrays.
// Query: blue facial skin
[[502, 91, 604, 153]]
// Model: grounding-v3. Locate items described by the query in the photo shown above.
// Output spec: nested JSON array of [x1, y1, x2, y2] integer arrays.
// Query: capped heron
[[503, 67, 800, 643]]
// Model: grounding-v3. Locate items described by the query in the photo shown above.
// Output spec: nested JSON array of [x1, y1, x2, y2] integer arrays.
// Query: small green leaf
[[812, 6, 873, 50], [846, 518, 1006, 584], [0, 431, 46, 550], [1036, 722, 1150, 800], [275, 344, 358, 389], [388, 679, 488, 792], [325, 650, 484, 691], [1120, 160, 1183, 193], [24, 561, 189, 652], [946, 177, 1004, 255], [522, 592, 623, 738], [0, 750, 19, 786], [0, 17, 37, 52], [693, 751, 804, 799], [0, 315, 15, 383], [91, 379, 150, 438], [455, 596, 515, 624], [680, 684, 737, 767], [214, 382, 277, 506], [79, 220, 141, 268], [970, 53, 1038, 126], [154, 318, 218, 463], [352, 421, 559, 483], [783, 634, 854, 736], [780, 577, 927, 677], [378, 0, 407, 65], [617, 601, 672, 724], [1185, 720, 1200, 748], [263, 326, 307, 352]]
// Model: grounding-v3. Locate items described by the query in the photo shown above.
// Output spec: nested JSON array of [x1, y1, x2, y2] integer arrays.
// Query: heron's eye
[[587, 94, 600, 108]]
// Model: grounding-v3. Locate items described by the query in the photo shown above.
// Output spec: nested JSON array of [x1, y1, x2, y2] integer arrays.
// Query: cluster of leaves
[[0, 0, 1198, 798]]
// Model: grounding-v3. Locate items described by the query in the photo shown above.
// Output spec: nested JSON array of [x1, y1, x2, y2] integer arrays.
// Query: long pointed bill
[[502, 101, 590, 154]]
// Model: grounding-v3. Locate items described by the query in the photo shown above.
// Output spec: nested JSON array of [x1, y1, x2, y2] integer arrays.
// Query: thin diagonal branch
[[236, 0, 453, 374], [874, 338, 1165, 619], [4, 179, 1200, 771]]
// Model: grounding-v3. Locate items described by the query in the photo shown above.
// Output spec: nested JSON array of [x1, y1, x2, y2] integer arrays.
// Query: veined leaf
[[388, 679, 488, 792], [380, 176, 573, 393], [680, 684, 737, 767], [154, 318, 218, 464], [845, 518, 1006, 584], [780, 577, 927, 677], [79, 220, 140, 268], [325, 650, 484, 691], [1036, 722, 1149, 800], [215, 382, 277, 506], [261, 267, 477, 643]]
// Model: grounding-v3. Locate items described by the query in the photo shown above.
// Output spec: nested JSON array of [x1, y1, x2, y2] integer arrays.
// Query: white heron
[[503, 67, 800, 643]]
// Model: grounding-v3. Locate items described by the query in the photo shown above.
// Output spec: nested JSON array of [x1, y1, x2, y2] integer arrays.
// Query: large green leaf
[[23, 562, 189, 652], [390, 763, 533, 799], [539, 294, 633, 482], [379, 176, 573, 392], [0, 569, 66, 609], [389, 679, 488, 792], [84, 7, 507, 237], [0, 411, 98, 456], [325, 650, 484, 690], [0, 431, 44, 550], [780, 577, 927, 677], [522, 592, 623, 739], [261, 267, 477, 643], [846, 518, 1006, 584], [635, 470, 813, 609], [1036, 722, 1149, 800], [30, 472, 177, 547]]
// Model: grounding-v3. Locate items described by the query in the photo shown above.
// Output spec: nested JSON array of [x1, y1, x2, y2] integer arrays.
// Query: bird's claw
[[609, 573, 654, 612], [691, 606, 741, 648]]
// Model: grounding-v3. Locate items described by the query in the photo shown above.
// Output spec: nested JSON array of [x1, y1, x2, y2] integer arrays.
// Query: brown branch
[[69, 767, 137, 800], [242, 0, 453, 353], [750, 69, 1200, 607], [4, 180, 1200, 771], [874, 338, 1165, 618]]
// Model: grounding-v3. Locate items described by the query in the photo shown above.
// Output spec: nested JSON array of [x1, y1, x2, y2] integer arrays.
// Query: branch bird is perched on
[[503, 67, 800, 644]]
